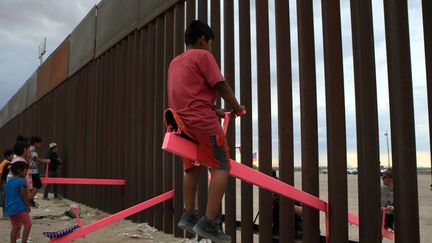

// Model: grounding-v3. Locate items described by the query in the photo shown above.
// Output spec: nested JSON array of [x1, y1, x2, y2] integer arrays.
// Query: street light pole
[[384, 130, 390, 168]]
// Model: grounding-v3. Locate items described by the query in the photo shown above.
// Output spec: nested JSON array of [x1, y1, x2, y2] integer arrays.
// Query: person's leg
[[52, 170, 59, 198], [183, 166, 202, 212], [11, 227, 19, 243], [10, 215, 20, 243], [44, 170, 54, 199], [192, 134, 231, 243], [21, 212, 32, 243], [43, 183, 50, 199], [205, 169, 229, 219], [30, 174, 39, 199]]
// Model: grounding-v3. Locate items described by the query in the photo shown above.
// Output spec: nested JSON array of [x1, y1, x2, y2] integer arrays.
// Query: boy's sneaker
[[192, 216, 231, 243], [178, 210, 200, 234]]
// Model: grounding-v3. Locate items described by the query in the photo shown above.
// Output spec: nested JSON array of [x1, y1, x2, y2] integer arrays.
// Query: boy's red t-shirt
[[168, 49, 225, 136]]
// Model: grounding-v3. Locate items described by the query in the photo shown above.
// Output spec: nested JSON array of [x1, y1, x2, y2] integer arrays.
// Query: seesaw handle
[[223, 109, 246, 134]]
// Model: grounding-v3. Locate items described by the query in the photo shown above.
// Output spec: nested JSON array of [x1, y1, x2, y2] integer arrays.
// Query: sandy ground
[[0, 193, 192, 243], [0, 173, 430, 242], [230, 172, 432, 242]]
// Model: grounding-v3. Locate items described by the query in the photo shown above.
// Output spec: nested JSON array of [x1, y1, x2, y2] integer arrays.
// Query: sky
[[0, 0, 430, 168]]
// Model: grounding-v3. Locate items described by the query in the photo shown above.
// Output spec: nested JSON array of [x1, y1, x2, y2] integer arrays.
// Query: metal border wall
[[0, 0, 427, 242]]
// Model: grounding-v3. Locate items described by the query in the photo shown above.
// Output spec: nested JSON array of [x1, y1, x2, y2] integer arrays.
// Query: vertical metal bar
[[297, 0, 320, 241], [223, 0, 236, 241], [115, 39, 127, 212], [154, 15, 166, 231], [423, 0, 432, 184], [350, 1, 382, 242], [383, 1, 420, 242], [126, 32, 138, 221], [255, 0, 273, 241], [145, 21, 156, 226], [211, 0, 221, 64], [198, 0, 207, 22], [239, 0, 253, 241], [163, 8, 175, 234], [321, 0, 348, 242], [101, 51, 110, 212], [93, 57, 102, 217], [274, 0, 294, 241], [85, 62, 95, 208], [138, 26, 149, 223], [187, 0, 196, 25], [173, 2, 185, 237]]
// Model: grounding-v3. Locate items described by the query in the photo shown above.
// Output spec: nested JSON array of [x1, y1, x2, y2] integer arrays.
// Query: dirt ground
[[0, 193, 196, 243], [0, 173, 430, 242]]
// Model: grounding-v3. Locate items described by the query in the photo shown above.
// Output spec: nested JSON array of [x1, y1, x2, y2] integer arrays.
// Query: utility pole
[[384, 130, 390, 168], [38, 37, 46, 65]]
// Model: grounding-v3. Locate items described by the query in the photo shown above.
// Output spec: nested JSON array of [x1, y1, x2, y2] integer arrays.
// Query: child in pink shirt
[[168, 20, 244, 243]]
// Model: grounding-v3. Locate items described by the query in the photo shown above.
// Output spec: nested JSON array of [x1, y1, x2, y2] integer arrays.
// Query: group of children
[[0, 135, 54, 243]]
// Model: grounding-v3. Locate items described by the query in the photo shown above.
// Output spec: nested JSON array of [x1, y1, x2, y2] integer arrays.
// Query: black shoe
[[192, 216, 231, 243], [178, 210, 200, 234], [29, 199, 38, 208]]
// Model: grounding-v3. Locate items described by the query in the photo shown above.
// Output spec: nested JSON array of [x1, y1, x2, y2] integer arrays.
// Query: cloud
[[0, 0, 99, 108]]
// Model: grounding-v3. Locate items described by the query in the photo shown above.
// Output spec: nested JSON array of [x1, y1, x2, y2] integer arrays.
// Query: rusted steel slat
[[238, 0, 253, 241], [138, 27, 149, 223], [422, 0, 432, 184], [383, 1, 420, 242], [198, 0, 207, 23], [163, 8, 175, 234], [154, 15, 166, 230], [173, 2, 185, 237], [186, 0, 195, 25], [255, 0, 273, 241], [350, 1, 381, 242], [321, 0, 348, 242], [124, 33, 137, 219], [211, 0, 221, 64], [275, 0, 294, 241], [223, 0, 236, 241], [145, 21, 156, 225], [297, 0, 320, 241]]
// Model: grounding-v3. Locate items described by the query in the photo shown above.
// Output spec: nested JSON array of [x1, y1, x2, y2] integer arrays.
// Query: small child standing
[[2, 158, 32, 243], [28, 136, 50, 207]]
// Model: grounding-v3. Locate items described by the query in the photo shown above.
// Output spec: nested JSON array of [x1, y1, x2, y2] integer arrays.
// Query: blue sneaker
[[178, 211, 200, 234], [192, 216, 231, 243]]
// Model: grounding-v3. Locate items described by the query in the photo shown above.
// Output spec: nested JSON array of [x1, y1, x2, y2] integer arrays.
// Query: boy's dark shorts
[[183, 133, 230, 171], [31, 174, 43, 189]]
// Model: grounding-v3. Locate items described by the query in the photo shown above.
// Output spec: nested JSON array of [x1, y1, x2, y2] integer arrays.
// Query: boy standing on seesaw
[[167, 20, 244, 243]]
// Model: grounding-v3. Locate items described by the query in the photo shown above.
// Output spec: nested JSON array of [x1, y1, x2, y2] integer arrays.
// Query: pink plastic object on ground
[[50, 190, 174, 243], [70, 205, 83, 227]]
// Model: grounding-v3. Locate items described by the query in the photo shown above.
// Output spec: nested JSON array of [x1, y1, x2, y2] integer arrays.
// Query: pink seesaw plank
[[162, 132, 326, 211], [229, 160, 327, 211], [41, 178, 126, 185], [50, 190, 174, 243], [162, 132, 394, 240]]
